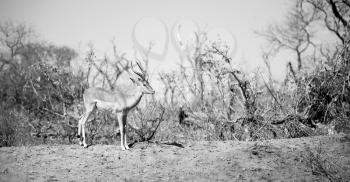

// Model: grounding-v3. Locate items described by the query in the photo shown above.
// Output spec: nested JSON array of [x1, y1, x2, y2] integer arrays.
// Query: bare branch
[[327, 0, 348, 27]]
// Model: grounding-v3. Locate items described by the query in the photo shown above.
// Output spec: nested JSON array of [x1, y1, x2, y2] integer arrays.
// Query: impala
[[77, 62, 155, 150]]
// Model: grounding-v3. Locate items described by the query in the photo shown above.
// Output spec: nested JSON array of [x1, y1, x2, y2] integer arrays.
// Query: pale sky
[[0, 0, 291, 80]]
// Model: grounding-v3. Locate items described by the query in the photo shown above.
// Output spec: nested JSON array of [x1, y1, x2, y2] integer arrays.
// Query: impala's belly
[[94, 100, 124, 112]]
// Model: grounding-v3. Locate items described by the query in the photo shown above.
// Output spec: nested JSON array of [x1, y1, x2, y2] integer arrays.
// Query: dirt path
[[1, 135, 349, 181]]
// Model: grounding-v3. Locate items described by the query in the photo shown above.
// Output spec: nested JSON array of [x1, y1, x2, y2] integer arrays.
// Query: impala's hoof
[[83, 144, 88, 148], [77, 135, 80, 138]]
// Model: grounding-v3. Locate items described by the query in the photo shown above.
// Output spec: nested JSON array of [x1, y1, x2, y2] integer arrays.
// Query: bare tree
[[50, 45, 78, 68], [259, 0, 350, 75], [85, 44, 129, 90], [159, 71, 178, 105], [306, 0, 349, 44], [173, 26, 209, 105], [0, 21, 33, 71], [259, 0, 317, 72]]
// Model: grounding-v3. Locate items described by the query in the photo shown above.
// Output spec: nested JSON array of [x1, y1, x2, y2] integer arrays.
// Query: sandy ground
[[0, 135, 349, 182]]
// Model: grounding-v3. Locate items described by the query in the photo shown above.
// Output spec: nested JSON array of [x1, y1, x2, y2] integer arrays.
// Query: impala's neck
[[125, 88, 144, 110]]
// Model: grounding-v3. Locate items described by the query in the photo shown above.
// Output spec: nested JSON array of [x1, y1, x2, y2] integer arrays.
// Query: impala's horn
[[131, 61, 144, 79], [136, 61, 147, 76]]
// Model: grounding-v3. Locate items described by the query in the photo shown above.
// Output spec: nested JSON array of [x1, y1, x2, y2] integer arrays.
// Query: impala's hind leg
[[78, 113, 85, 146], [79, 105, 94, 148], [78, 113, 85, 139]]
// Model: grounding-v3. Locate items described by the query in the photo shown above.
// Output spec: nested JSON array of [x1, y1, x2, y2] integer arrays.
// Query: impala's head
[[130, 61, 155, 94]]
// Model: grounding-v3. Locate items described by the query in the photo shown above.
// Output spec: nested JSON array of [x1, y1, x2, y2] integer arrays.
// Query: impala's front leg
[[117, 112, 127, 150], [122, 113, 130, 150]]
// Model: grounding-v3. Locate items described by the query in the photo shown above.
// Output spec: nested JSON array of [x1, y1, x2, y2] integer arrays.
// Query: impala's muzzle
[[145, 84, 155, 94]]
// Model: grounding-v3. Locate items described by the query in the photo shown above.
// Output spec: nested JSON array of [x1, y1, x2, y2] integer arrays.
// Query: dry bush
[[128, 100, 166, 143], [0, 109, 17, 147], [296, 42, 350, 133], [0, 107, 41, 147], [281, 118, 314, 138], [149, 104, 189, 142], [179, 109, 221, 141], [84, 111, 118, 145], [236, 117, 280, 141]]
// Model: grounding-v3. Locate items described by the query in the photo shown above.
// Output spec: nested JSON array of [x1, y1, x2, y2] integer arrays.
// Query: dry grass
[[304, 141, 350, 182]]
